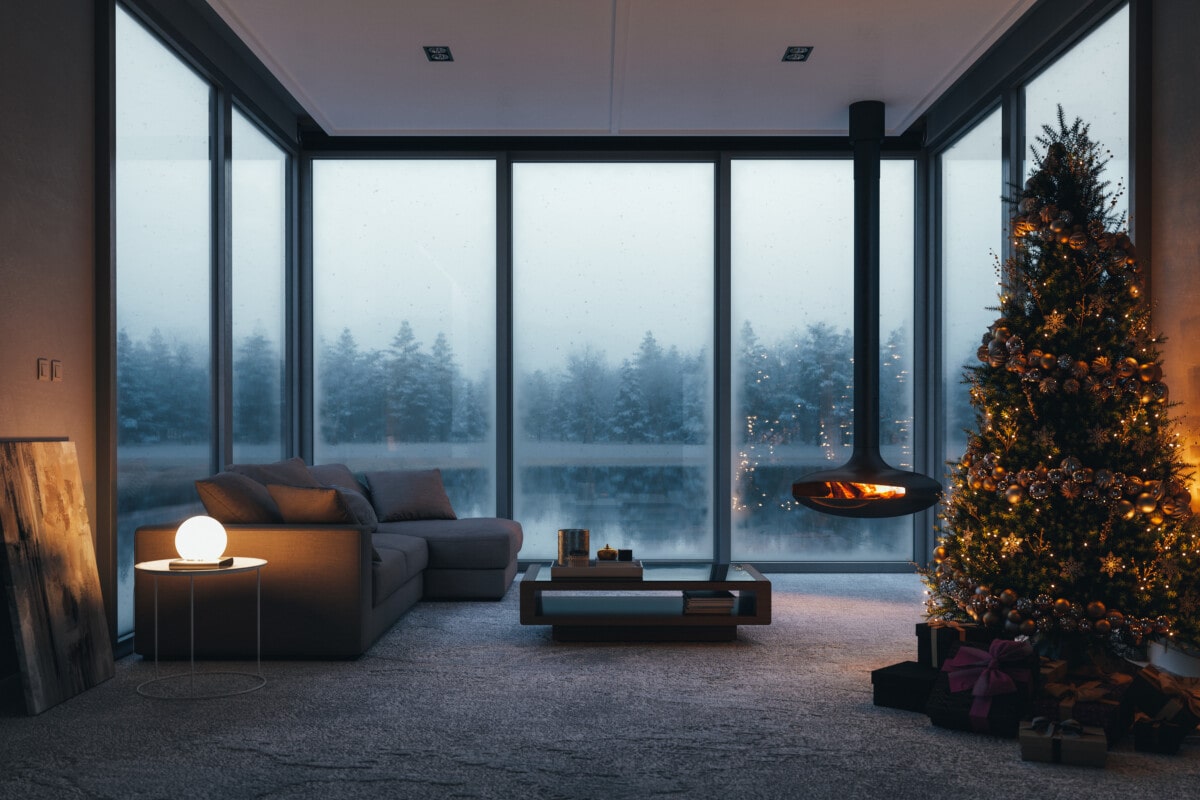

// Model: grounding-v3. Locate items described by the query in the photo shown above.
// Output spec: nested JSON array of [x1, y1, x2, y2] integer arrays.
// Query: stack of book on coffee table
[[682, 589, 735, 614]]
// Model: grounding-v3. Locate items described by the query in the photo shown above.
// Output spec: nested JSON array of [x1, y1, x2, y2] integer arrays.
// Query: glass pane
[[512, 163, 714, 561], [312, 160, 497, 516], [115, 5, 212, 635], [1024, 4, 1128, 220], [941, 108, 1004, 468], [232, 109, 287, 462], [730, 159, 915, 561]]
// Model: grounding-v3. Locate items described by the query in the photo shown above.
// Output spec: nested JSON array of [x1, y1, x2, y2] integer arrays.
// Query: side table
[[134, 557, 267, 699]]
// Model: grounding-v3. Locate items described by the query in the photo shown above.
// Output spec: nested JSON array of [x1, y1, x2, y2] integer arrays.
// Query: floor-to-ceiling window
[[730, 159, 916, 560], [939, 108, 1004, 469], [311, 159, 497, 515], [511, 162, 715, 560], [1023, 4, 1129, 222], [115, 4, 212, 633], [231, 108, 288, 463]]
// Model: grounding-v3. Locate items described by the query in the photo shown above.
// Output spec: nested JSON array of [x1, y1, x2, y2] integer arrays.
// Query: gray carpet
[[1, 573, 1197, 799]]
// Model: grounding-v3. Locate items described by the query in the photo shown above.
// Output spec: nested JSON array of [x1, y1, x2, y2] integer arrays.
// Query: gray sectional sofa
[[133, 458, 522, 659]]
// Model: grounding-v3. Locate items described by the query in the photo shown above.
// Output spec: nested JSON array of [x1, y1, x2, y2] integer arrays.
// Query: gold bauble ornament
[[1117, 500, 1137, 520], [1139, 363, 1162, 383], [933, 545, 947, 563], [1117, 357, 1139, 378], [1068, 232, 1088, 250], [1136, 492, 1159, 515], [1086, 600, 1107, 619], [1005, 486, 1024, 505]]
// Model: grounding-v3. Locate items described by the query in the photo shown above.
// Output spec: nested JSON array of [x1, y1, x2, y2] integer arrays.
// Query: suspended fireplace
[[791, 101, 941, 518]]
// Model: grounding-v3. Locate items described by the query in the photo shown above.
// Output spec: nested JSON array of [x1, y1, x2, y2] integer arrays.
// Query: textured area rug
[[2, 573, 1197, 799]]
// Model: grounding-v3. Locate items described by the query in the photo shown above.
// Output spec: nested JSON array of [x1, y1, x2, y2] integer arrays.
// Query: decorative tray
[[549, 560, 643, 580]]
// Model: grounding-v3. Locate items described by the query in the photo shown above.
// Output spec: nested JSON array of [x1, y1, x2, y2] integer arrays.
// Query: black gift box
[[926, 639, 1036, 738], [915, 621, 992, 669], [1133, 714, 1191, 754], [871, 661, 941, 712], [1128, 665, 1200, 736]]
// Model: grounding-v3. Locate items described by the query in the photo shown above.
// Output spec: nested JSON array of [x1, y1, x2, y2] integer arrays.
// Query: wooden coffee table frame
[[519, 562, 771, 642]]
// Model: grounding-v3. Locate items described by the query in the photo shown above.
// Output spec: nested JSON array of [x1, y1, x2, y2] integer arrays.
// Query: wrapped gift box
[[871, 661, 941, 712], [915, 620, 992, 669], [1132, 712, 1191, 754], [926, 639, 1036, 738], [1018, 718, 1106, 767], [1018, 718, 1059, 763], [1128, 665, 1200, 736]]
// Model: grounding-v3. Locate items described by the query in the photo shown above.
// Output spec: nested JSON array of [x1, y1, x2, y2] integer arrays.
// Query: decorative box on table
[[1032, 671, 1134, 748], [871, 661, 941, 712], [915, 620, 993, 669], [926, 638, 1036, 738], [1019, 718, 1107, 768]]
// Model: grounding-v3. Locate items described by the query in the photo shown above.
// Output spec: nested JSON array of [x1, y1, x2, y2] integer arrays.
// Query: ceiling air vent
[[781, 46, 813, 62], [423, 46, 454, 62]]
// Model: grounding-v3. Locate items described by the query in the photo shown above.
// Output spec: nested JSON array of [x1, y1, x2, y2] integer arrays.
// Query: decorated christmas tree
[[922, 109, 1200, 655]]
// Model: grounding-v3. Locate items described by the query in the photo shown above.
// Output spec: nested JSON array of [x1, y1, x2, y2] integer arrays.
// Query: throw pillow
[[309, 463, 367, 495], [195, 472, 283, 524], [265, 485, 383, 563], [266, 485, 354, 524], [328, 485, 379, 531], [227, 456, 320, 488], [364, 468, 458, 522]]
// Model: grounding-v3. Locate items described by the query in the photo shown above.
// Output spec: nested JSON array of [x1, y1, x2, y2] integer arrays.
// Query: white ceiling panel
[[206, 0, 1037, 136]]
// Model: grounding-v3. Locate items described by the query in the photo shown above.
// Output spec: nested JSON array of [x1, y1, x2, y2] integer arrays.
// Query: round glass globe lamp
[[175, 515, 228, 561]]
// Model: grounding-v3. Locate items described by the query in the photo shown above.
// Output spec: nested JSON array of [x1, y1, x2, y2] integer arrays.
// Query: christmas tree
[[922, 108, 1200, 655]]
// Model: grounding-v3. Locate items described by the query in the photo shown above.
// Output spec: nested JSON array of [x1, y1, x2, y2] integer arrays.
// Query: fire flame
[[811, 482, 907, 500]]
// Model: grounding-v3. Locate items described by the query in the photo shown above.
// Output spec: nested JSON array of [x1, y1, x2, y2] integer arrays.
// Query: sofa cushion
[[371, 533, 428, 606], [309, 463, 367, 495], [195, 472, 283, 523], [375, 518, 521, 570], [365, 468, 457, 522], [228, 456, 320, 489], [266, 485, 354, 524], [330, 486, 379, 531]]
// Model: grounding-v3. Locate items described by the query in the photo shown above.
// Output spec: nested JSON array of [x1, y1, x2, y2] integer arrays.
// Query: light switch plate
[[37, 358, 50, 381], [51, 360, 63, 382]]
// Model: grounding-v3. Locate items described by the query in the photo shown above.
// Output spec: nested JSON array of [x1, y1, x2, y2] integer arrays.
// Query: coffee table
[[519, 562, 770, 642]]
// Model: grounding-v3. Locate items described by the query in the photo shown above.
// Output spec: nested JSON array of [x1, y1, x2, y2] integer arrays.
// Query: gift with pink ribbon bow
[[926, 638, 1036, 737]]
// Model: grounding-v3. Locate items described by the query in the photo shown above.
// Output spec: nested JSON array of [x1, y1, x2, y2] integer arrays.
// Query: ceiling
[[205, 0, 1037, 138]]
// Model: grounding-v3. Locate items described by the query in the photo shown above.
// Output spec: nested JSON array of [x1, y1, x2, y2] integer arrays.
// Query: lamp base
[[168, 557, 234, 570]]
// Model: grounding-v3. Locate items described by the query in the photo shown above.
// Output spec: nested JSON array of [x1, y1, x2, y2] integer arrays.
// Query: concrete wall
[[0, 0, 97, 534], [1149, 0, 1200, 505]]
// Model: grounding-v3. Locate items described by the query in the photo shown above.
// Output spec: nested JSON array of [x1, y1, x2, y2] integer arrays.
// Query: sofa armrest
[[134, 523, 375, 658]]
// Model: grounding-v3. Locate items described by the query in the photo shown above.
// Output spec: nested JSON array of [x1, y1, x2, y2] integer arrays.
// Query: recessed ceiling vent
[[790, 101, 941, 518], [424, 46, 454, 62], [781, 46, 813, 62]]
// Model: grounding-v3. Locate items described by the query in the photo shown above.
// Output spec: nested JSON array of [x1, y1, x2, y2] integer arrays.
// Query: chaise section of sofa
[[133, 458, 523, 659]]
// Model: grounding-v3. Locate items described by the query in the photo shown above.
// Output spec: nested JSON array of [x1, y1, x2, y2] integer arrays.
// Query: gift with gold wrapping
[[1038, 657, 1069, 686], [871, 661, 940, 712], [926, 638, 1035, 737], [915, 620, 992, 669]]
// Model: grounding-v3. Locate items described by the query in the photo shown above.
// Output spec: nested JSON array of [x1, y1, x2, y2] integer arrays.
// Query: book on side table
[[682, 589, 735, 614]]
